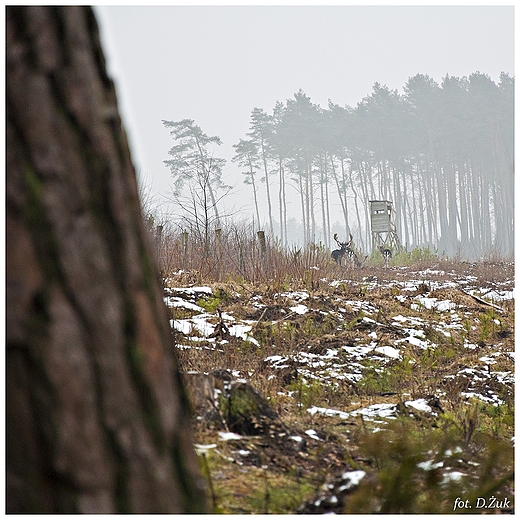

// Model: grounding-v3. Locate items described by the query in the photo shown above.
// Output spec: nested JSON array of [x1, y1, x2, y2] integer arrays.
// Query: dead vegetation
[[165, 256, 514, 514]]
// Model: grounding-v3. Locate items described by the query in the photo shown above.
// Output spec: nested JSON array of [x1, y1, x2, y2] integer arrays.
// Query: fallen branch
[[252, 306, 269, 333], [461, 289, 505, 313]]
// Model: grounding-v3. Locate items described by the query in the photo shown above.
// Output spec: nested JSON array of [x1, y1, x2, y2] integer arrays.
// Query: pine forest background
[[160, 72, 514, 261]]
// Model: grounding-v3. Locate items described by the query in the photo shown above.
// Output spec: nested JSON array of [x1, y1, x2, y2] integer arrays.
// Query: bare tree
[[163, 118, 227, 227], [6, 6, 207, 513]]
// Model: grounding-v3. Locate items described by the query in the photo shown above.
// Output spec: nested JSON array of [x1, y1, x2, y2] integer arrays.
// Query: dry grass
[[160, 236, 514, 514]]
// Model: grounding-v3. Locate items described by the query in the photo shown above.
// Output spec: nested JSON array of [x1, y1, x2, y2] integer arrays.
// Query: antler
[[334, 233, 355, 249]]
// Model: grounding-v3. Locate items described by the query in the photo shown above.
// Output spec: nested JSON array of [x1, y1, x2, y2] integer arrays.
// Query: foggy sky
[[95, 5, 514, 225]]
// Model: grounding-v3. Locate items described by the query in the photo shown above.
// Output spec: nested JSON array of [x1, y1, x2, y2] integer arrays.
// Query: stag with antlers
[[332, 233, 363, 267]]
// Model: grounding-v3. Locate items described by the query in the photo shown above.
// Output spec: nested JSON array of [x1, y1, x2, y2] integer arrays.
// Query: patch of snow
[[478, 356, 497, 364], [324, 348, 339, 359], [172, 319, 193, 335], [441, 471, 466, 484], [405, 398, 432, 413], [478, 289, 514, 301], [193, 316, 218, 336], [405, 335, 429, 349], [461, 391, 504, 406], [375, 346, 401, 359], [325, 368, 351, 380], [279, 291, 309, 301], [228, 323, 259, 346], [342, 346, 374, 358], [237, 450, 251, 456], [305, 429, 322, 441], [397, 327, 429, 349], [444, 447, 463, 456], [265, 355, 285, 363], [218, 431, 242, 441], [350, 403, 397, 420], [307, 406, 350, 420], [344, 300, 378, 314], [400, 281, 418, 292], [393, 314, 426, 327], [493, 371, 513, 384], [338, 470, 366, 492], [418, 268, 445, 276], [173, 286, 213, 295], [290, 304, 309, 315], [412, 297, 456, 312], [164, 297, 204, 311], [417, 459, 443, 471]]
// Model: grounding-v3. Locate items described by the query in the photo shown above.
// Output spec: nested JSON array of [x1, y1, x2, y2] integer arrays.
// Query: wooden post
[[215, 228, 222, 279], [257, 230, 267, 258], [156, 225, 164, 240], [181, 230, 189, 269], [239, 246, 245, 275], [155, 225, 163, 274], [215, 228, 222, 257]]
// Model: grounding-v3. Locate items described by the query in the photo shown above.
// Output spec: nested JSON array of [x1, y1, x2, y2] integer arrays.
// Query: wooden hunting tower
[[370, 200, 403, 253]]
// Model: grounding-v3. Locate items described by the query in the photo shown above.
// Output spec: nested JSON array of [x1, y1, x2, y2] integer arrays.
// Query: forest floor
[[165, 259, 514, 514]]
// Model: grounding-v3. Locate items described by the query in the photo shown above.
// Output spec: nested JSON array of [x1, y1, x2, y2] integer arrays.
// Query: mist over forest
[[8, 7, 514, 514], [157, 71, 513, 260]]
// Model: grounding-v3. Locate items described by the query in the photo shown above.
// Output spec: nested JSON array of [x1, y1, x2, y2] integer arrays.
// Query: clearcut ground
[[166, 260, 514, 514]]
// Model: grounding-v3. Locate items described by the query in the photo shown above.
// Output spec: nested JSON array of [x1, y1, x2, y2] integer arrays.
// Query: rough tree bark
[[6, 6, 207, 513]]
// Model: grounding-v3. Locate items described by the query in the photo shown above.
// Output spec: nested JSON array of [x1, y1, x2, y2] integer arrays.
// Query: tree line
[[163, 72, 513, 259]]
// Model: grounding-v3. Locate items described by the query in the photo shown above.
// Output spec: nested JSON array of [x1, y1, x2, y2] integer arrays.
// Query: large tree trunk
[[6, 6, 207, 513]]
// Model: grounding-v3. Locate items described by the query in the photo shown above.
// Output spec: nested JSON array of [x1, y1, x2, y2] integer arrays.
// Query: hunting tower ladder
[[369, 200, 403, 253]]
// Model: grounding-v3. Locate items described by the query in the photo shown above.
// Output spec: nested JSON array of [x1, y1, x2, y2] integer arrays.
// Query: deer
[[379, 245, 392, 268], [332, 233, 363, 267]]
